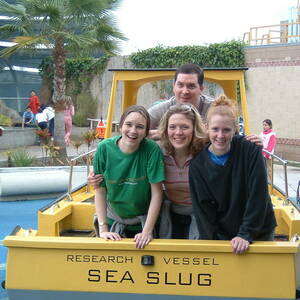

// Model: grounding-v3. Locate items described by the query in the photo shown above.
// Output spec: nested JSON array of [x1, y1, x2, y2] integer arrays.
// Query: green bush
[[73, 112, 88, 127], [73, 92, 98, 127], [39, 56, 110, 95], [9, 149, 36, 167], [129, 41, 245, 68], [0, 113, 12, 126]]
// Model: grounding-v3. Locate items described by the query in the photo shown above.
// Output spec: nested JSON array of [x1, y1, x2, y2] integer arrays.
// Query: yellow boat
[[3, 68, 300, 300]]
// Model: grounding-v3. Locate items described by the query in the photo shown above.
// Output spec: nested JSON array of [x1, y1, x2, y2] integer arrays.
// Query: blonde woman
[[64, 96, 75, 146], [158, 104, 207, 239]]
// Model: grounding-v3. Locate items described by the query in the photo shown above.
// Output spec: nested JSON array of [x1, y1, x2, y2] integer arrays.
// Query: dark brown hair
[[119, 105, 150, 136], [263, 119, 272, 128], [174, 64, 204, 86]]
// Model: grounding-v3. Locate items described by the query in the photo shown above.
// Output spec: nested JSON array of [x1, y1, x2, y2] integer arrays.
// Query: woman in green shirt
[[93, 105, 165, 249]]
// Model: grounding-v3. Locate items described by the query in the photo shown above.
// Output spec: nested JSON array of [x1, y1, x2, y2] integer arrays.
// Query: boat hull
[[6, 289, 296, 300], [4, 236, 300, 299]]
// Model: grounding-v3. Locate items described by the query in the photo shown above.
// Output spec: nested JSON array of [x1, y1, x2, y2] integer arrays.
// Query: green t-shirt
[[93, 136, 165, 218]]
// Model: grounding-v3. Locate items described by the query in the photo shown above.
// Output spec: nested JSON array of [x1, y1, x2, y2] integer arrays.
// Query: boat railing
[[263, 149, 289, 200], [67, 149, 96, 199], [66, 149, 289, 202]]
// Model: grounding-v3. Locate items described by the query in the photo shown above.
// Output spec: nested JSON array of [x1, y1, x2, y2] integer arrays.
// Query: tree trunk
[[54, 108, 67, 157], [52, 38, 67, 158]]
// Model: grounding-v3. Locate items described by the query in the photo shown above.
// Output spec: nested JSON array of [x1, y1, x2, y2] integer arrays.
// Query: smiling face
[[207, 114, 235, 155], [173, 73, 203, 107], [119, 112, 147, 153], [167, 113, 194, 153]]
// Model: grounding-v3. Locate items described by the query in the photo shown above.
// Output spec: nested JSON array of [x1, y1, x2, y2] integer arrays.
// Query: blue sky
[[115, 0, 297, 55]]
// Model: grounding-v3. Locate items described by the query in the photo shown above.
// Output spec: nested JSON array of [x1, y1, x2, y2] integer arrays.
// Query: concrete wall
[[245, 44, 300, 161], [89, 56, 161, 123], [0, 127, 37, 150]]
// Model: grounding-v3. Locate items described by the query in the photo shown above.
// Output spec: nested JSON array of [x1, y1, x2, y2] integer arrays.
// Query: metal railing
[[263, 149, 289, 199], [243, 22, 300, 45], [67, 149, 96, 199], [66, 148, 290, 202]]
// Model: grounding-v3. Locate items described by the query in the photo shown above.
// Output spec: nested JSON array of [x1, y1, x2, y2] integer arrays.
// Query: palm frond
[[0, 35, 50, 58], [0, 0, 26, 16]]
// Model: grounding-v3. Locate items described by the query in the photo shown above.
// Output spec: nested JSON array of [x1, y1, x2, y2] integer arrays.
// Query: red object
[[28, 95, 40, 114], [95, 119, 106, 139], [0, 127, 3, 136]]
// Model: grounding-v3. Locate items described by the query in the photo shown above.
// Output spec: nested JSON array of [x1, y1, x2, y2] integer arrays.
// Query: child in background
[[64, 96, 75, 146], [22, 107, 34, 127], [260, 119, 276, 181]]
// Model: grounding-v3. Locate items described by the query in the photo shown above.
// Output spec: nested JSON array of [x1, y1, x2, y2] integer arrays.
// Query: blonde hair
[[158, 104, 207, 156], [65, 96, 73, 108], [206, 94, 239, 132]]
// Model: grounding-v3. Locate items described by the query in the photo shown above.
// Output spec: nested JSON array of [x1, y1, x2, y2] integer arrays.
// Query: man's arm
[[245, 134, 263, 147], [148, 129, 161, 140], [147, 98, 174, 140]]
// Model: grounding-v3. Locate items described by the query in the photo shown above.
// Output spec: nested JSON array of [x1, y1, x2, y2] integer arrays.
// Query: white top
[[36, 111, 48, 123], [44, 106, 55, 120]]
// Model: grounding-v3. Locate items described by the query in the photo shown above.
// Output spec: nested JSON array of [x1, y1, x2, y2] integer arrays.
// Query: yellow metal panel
[[122, 81, 138, 111], [239, 74, 250, 134], [104, 69, 248, 138], [105, 73, 118, 138], [3, 236, 299, 254], [4, 238, 298, 298], [71, 203, 95, 230], [38, 205, 72, 236]]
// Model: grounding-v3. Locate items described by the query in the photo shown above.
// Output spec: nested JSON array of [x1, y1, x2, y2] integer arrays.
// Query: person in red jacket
[[28, 90, 40, 122]]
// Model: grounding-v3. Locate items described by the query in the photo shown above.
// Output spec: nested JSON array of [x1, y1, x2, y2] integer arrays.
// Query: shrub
[[0, 113, 13, 126], [73, 92, 98, 127], [129, 41, 245, 68], [9, 149, 36, 167], [73, 112, 88, 127]]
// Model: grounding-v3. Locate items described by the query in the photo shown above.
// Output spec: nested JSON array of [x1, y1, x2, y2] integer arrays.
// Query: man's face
[[173, 73, 203, 107]]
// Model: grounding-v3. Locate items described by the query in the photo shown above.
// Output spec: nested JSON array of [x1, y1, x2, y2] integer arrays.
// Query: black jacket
[[189, 135, 276, 243]]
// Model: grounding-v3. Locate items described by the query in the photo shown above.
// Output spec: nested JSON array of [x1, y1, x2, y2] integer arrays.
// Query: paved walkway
[[273, 164, 299, 198], [0, 126, 99, 162]]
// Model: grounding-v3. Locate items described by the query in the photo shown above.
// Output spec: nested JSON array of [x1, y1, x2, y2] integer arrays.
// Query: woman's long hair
[[158, 104, 207, 156]]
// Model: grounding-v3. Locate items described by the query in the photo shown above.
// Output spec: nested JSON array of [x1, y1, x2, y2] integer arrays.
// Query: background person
[[22, 107, 34, 127], [36, 107, 48, 130], [151, 92, 168, 107], [42, 104, 55, 137], [63, 96, 75, 146], [260, 119, 276, 181], [93, 105, 165, 249], [189, 95, 276, 254], [28, 90, 40, 122]]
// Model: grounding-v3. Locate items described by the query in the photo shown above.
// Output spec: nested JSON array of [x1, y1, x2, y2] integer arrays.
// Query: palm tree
[[0, 0, 126, 156]]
